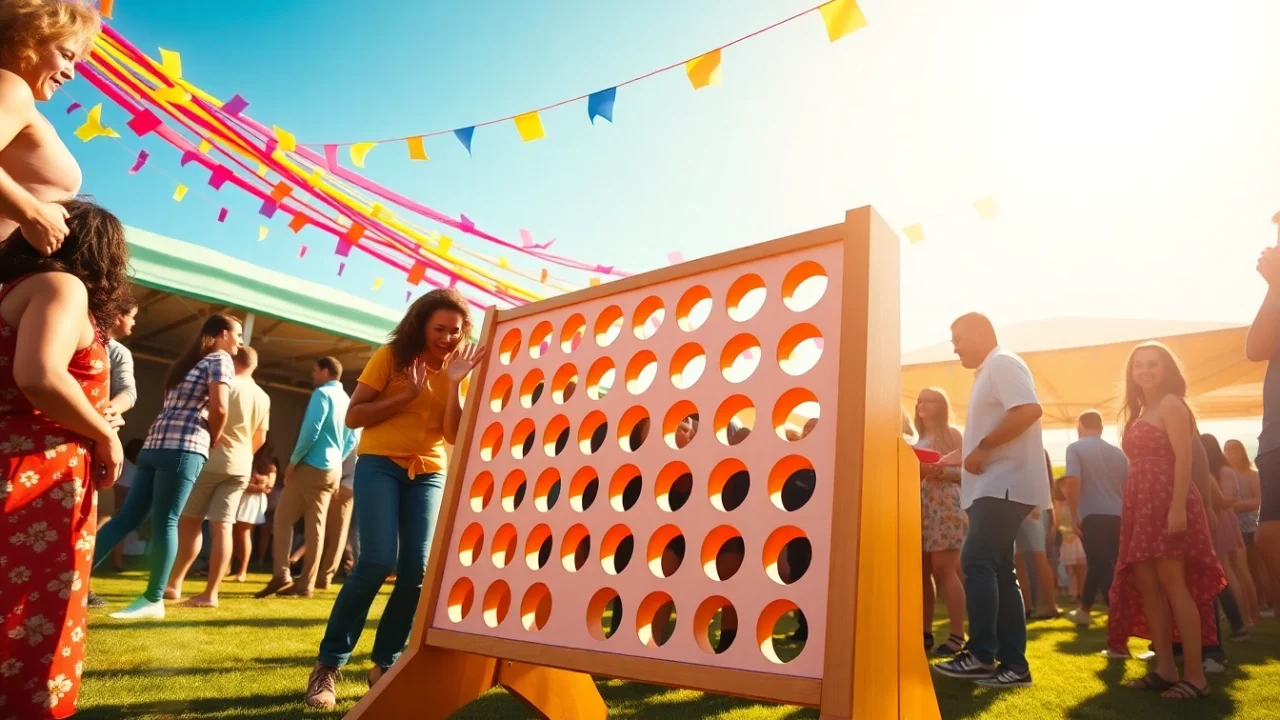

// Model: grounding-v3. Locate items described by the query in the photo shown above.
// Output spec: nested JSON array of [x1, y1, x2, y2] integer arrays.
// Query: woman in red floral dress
[[1108, 342, 1227, 701], [0, 200, 132, 720]]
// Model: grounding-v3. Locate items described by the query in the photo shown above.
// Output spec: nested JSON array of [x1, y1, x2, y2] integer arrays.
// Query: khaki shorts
[[183, 469, 250, 524]]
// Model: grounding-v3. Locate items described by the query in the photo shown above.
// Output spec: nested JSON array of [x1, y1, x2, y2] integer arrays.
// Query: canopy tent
[[901, 318, 1262, 430]]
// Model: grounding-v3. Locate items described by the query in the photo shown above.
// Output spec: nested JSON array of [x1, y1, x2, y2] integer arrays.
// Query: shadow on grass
[[77, 691, 312, 720], [1065, 653, 1241, 719], [87, 616, 328, 631]]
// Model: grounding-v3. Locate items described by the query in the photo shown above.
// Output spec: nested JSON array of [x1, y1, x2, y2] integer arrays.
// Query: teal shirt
[[290, 381, 356, 471]]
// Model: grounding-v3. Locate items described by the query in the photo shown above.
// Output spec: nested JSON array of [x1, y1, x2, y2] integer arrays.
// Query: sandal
[[1160, 681, 1209, 700], [1125, 672, 1176, 692]]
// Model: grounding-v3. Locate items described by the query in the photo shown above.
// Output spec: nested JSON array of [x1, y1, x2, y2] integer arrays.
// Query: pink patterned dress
[[1107, 420, 1226, 650], [0, 278, 106, 719]]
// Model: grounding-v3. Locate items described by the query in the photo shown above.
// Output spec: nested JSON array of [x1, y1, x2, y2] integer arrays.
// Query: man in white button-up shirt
[[934, 313, 1050, 689]]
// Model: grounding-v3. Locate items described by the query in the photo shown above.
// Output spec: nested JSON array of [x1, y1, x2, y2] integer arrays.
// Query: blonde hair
[[0, 0, 100, 72], [914, 387, 961, 456]]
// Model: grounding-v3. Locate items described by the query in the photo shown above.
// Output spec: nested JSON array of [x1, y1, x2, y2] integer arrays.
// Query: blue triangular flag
[[588, 87, 617, 124], [454, 126, 474, 155]]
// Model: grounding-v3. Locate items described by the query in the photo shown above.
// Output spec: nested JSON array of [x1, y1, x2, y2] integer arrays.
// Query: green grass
[[80, 562, 1280, 719]]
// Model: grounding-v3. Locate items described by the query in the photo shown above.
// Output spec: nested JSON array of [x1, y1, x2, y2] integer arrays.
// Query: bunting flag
[[172, 184, 188, 202], [258, 225, 269, 241], [126, 109, 161, 136], [899, 196, 1002, 245], [65, 101, 82, 114], [273, 126, 297, 152], [819, 0, 868, 42], [685, 49, 723, 90], [454, 126, 475, 155], [73, 103, 119, 141], [973, 196, 1001, 221], [372, 277, 384, 291], [350, 142, 377, 167], [127, 149, 149, 174], [587, 87, 617, 124], [217, 208, 228, 222], [158, 48, 182, 78], [904, 224, 925, 244], [298, 244, 308, 259], [514, 111, 545, 142], [406, 136, 429, 161], [100, 0, 114, 19]]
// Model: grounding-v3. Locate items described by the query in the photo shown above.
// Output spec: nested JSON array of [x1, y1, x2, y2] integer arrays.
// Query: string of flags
[[902, 196, 1002, 245]]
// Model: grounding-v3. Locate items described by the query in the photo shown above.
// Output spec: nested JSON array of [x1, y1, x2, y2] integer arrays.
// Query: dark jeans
[[1080, 514, 1121, 608], [962, 496, 1034, 672]]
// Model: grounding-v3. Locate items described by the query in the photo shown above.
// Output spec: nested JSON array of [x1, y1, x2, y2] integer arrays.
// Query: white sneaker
[[109, 597, 165, 620], [1066, 608, 1091, 627], [1261, 608, 1276, 619], [1135, 650, 1156, 660], [1203, 658, 1227, 674], [1100, 648, 1131, 659]]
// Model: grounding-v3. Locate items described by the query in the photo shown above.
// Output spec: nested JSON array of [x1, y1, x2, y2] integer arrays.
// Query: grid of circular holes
[[561, 524, 591, 573], [585, 357, 615, 401], [498, 328, 522, 365], [727, 273, 767, 323], [552, 364, 578, 405], [458, 523, 484, 567], [714, 395, 755, 447], [524, 523, 553, 571], [778, 323, 823, 377], [600, 524, 634, 575], [569, 467, 600, 512], [529, 320, 553, 360], [774, 388, 820, 442], [479, 423, 504, 462], [561, 313, 587, 354], [670, 342, 706, 391], [709, 458, 750, 512], [633, 295, 665, 340], [501, 470, 527, 512], [447, 577, 475, 623], [587, 588, 622, 640], [594, 305, 624, 348], [763, 526, 812, 586], [533, 467, 561, 512], [609, 464, 643, 512], [578, 410, 608, 455], [618, 406, 650, 453], [655, 461, 693, 512], [625, 350, 658, 395], [676, 285, 712, 332], [469, 471, 494, 512], [483, 580, 512, 628], [662, 400, 699, 451], [490, 374, 513, 413], [520, 583, 553, 632], [544, 415, 571, 458], [636, 592, 677, 648], [646, 524, 685, 579], [769, 455, 816, 512], [694, 596, 738, 654], [720, 333, 761, 384], [783, 261, 827, 313], [511, 418, 536, 460], [520, 368, 545, 409], [491, 523, 518, 569], [701, 525, 745, 582], [757, 600, 807, 664]]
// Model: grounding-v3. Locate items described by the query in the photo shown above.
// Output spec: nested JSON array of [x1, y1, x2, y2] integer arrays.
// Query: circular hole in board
[[662, 400, 699, 451], [511, 418, 536, 460], [655, 461, 693, 512], [646, 524, 685, 579], [520, 583, 553, 632], [482, 580, 512, 628], [479, 423, 504, 462], [600, 524, 635, 575], [769, 455, 816, 512], [636, 591, 677, 648], [609, 464, 643, 512], [561, 524, 591, 573], [469, 471, 494, 512], [676, 285, 713, 332], [763, 525, 812, 586], [713, 395, 755, 447], [774, 388, 820, 442], [587, 588, 623, 641], [726, 273, 767, 323], [544, 415, 571, 458], [447, 577, 475, 623], [552, 364, 578, 404], [491, 523, 518, 568], [498, 328, 522, 365], [561, 313, 587, 354], [501, 470, 527, 512], [618, 406, 650, 453], [458, 523, 485, 567], [594, 306, 624, 347], [525, 523, 554, 571], [757, 600, 808, 664], [778, 324, 823, 377], [578, 410, 608, 455], [569, 466, 600, 512], [709, 458, 750, 512], [782, 261, 827, 313], [529, 321, 554, 360], [670, 342, 706, 391], [625, 350, 658, 394], [701, 525, 745, 582], [720, 333, 762, 384], [633, 296, 665, 340], [586, 357, 615, 401], [520, 369, 545, 409], [489, 374, 513, 412], [694, 596, 739, 655]]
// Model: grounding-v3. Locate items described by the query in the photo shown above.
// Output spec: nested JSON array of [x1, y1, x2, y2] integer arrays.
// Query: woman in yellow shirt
[[305, 289, 485, 709]]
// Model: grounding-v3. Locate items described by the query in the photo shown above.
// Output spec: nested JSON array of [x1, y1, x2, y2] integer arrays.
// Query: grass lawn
[[80, 562, 1280, 719]]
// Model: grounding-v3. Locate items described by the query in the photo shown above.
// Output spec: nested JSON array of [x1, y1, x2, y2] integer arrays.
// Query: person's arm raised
[[1246, 245, 1280, 362], [0, 72, 69, 254], [443, 343, 488, 446]]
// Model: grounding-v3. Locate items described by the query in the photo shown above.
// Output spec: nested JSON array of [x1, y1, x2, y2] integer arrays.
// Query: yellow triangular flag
[[155, 86, 189, 103], [498, 256, 511, 269], [438, 236, 453, 255], [273, 126, 297, 153], [514, 112, 545, 142], [372, 277, 384, 291], [686, 49, 722, 90], [588, 277, 601, 287], [173, 184, 188, 202], [973, 196, 1001, 221], [198, 139, 212, 154], [818, 0, 867, 43], [406, 136, 429, 161], [350, 142, 377, 168], [258, 225, 269, 242], [158, 48, 183, 78], [73, 104, 120, 142], [904, 223, 925, 244]]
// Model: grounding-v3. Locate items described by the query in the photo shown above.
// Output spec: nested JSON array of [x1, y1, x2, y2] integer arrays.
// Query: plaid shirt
[[144, 350, 234, 457]]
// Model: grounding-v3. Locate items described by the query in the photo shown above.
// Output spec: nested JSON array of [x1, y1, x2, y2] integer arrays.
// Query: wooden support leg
[[344, 645, 498, 720], [497, 660, 608, 720]]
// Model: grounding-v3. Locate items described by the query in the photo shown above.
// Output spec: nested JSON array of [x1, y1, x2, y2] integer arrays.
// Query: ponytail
[[166, 313, 237, 391]]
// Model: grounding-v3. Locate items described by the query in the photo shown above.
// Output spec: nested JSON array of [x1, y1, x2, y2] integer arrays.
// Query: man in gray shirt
[[1062, 410, 1129, 631]]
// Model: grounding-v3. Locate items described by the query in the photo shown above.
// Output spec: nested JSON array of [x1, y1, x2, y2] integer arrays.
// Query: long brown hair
[[0, 0, 99, 72], [913, 387, 960, 455], [0, 198, 131, 332], [166, 314, 239, 391], [387, 288, 472, 372], [1120, 341, 1189, 433]]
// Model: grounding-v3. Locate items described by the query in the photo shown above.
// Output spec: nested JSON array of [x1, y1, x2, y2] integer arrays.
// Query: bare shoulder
[[22, 272, 89, 303], [0, 70, 36, 110], [1155, 394, 1192, 428]]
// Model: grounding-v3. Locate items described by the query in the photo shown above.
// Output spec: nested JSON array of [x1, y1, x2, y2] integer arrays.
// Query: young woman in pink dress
[[1109, 342, 1226, 700]]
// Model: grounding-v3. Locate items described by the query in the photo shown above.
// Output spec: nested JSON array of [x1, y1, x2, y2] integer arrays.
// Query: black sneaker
[[975, 665, 1032, 688], [932, 651, 996, 679], [87, 591, 107, 608]]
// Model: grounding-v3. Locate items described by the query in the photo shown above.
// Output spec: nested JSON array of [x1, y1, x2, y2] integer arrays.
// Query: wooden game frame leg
[[345, 644, 606, 720]]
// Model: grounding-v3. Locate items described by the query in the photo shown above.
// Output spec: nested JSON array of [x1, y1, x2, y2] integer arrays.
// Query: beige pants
[[272, 462, 341, 591], [318, 484, 354, 587]]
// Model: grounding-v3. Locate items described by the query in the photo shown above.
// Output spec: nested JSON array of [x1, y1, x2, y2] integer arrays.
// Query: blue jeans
[[94, 448, 205, 602], [962, 496, 1034, 672], [317, 456, 444, 668]]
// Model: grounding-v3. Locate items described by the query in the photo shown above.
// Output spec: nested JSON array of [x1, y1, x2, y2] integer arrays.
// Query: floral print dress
[[916, 436, 968, 552], [0, 278, 107, 720]]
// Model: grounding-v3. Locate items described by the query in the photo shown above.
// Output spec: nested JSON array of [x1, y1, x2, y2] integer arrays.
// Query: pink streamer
[[127, 149, 149, 174]]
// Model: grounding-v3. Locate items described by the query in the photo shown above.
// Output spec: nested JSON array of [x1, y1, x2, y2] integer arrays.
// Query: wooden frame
[[346, 207, 939, 720]]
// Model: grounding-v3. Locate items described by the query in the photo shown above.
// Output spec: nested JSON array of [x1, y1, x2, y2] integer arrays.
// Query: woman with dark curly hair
[[304, 289, 486, 709], [0, 198, 130, 719]]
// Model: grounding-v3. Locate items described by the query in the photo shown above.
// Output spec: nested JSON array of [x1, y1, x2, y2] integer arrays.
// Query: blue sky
[[52, 0, 1280, 351]]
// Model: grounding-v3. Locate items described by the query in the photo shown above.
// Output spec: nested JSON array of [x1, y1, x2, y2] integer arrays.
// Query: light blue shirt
[[1065, 435, 1129, 519], [290, 381, 356, 471]]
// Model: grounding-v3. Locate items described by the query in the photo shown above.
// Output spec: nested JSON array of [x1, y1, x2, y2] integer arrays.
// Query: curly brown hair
[[387, 288, 473, 372], [0, 197, 132, 333], [0, 0, 100, 72]]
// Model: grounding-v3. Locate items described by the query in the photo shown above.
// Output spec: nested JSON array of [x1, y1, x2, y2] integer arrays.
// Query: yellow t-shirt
[[356, 345, 467, 476]]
